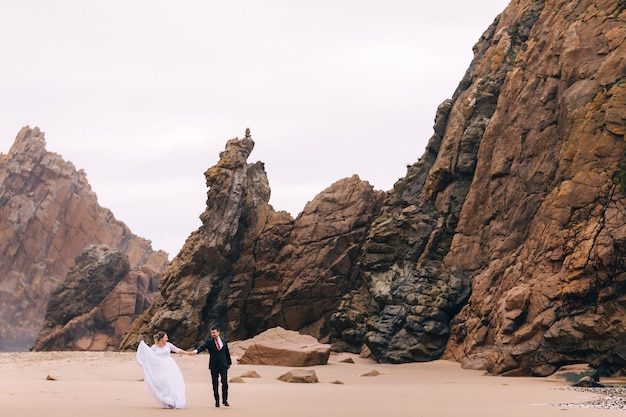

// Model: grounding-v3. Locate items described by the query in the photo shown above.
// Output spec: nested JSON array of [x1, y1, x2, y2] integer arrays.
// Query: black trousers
[[210, 367, 228, 402]]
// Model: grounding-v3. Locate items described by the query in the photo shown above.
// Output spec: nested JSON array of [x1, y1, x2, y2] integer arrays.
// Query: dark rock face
[[330, 96, 475, 362], [0, 127, 168, 351], [32, 245, 161, 351], [120, 131, 384, 349]]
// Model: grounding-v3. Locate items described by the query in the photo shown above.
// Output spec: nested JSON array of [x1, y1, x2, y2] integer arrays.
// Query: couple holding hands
[[136, 326, 232, 409]]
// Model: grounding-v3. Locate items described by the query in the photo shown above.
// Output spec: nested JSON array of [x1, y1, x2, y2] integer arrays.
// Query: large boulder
[[277, 369, 319, 383], [237, 327, 331, 366]]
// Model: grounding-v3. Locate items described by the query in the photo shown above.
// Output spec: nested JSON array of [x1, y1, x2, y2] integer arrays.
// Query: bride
[[136, 331, 192, 409]]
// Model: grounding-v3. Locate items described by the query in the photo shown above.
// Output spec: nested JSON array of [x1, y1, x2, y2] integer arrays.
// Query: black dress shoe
[[223, 401, 230, 406], [215, 401, 220, 408]]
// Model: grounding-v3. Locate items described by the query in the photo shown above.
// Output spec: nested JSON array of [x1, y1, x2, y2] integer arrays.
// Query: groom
[[193, 326, 232, 407]]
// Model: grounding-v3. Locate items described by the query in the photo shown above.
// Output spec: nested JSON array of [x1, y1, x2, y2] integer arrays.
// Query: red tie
[[216, 339, 221, 350]]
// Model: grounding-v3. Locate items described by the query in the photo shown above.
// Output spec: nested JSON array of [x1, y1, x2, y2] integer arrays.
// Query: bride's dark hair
[[153, 331, 167, 343]]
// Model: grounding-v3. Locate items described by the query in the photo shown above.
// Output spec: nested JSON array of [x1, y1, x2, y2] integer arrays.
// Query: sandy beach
[[0, 351, 621, 417]]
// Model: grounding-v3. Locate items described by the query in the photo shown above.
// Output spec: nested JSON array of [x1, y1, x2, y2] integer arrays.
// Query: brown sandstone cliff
[[120, 129, 384, 349], [332, 0, 626, 376], [0, 127, 168, 351], [445, 0, 626, 376]]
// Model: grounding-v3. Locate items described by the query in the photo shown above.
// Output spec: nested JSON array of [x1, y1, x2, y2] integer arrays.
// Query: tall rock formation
[[0, 127, 168, 351], [332, 0, 626, 375], [120, 129, 384, 349]]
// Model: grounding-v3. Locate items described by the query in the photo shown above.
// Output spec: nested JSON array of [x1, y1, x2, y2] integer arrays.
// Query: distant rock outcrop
[[0, 127, 168, 351], [120, 130, 383, 349], [32, 245, 161, 351]]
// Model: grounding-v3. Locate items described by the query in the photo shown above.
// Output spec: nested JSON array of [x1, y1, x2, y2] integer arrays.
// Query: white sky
[[0, 0, 510, 257]]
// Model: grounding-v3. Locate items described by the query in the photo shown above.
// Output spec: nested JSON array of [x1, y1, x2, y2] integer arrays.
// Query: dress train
[[136, 340, 186, 409]]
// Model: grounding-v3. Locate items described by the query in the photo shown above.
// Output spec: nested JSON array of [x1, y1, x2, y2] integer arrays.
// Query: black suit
[[195, 337, 232, 404]]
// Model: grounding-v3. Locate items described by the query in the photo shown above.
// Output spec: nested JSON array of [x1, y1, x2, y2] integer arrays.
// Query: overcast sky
[[0, 1, 510, 257]]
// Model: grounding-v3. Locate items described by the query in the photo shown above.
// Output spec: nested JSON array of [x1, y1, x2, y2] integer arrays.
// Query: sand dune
[[0, 351, 618, 416]]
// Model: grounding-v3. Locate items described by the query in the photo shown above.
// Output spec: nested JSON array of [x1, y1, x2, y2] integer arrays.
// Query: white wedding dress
[[136, 340, 186, 409]]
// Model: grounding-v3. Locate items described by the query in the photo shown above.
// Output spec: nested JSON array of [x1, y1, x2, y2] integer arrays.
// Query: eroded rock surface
[[0, 127, 168, 351], [32, 245, 161, 351]]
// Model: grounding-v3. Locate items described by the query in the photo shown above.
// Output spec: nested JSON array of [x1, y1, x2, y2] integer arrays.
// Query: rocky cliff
[[120, 129, 384, 349], [332, 0, 626, 376], [0, 127, 169, 351], [120, 0, 626, 377]]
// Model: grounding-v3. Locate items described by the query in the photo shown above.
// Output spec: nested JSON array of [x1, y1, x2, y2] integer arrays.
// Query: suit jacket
[[196, 337, 232, 370]]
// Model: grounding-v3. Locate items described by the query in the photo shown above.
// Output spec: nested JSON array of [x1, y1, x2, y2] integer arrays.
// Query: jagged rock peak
[[8, 125, 45, 155], [121, 133, 276, 349], [0, 126, 168, 351], [1, 126, 87, 190]]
